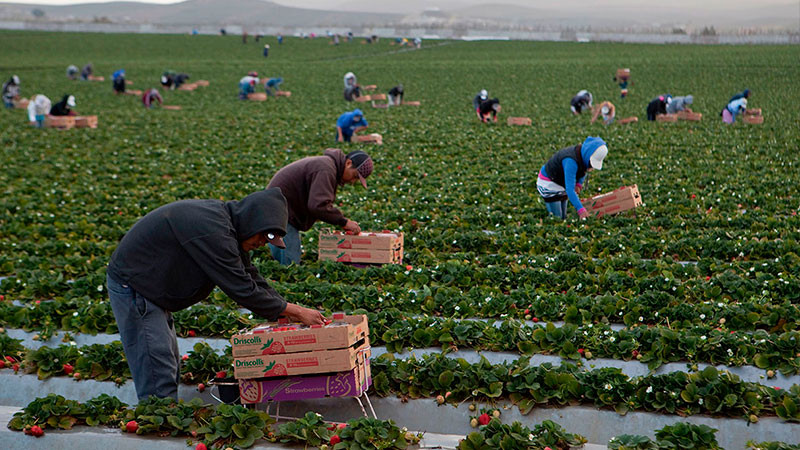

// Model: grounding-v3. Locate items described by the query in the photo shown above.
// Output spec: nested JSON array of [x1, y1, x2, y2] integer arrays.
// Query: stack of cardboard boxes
[[583, 185, 643, 218], [232, 314, 371, 404], [743, 108, 764, 124], [318, 229, 403, 265]]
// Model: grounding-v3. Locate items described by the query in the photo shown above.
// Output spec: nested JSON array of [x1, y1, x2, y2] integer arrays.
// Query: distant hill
[[0, 0, 401, 27]]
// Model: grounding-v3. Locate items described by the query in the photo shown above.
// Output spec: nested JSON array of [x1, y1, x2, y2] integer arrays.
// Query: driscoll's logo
[[233, 336, 262, 345], [235, 359, 265, 367]]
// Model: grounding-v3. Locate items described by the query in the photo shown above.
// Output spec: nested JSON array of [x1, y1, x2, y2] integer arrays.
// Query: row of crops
[[1, 30, 799, 448]]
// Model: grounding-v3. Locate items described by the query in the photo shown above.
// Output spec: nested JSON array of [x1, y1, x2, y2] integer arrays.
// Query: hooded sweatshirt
[[666, 95, 693, 114], [540, 136, 607, 214], [267, 148, 349, 232], [107, 188, 289, 319], [2, 77, 19, 103], [336, 109, 368, 135], [50, 95, 74, 116]]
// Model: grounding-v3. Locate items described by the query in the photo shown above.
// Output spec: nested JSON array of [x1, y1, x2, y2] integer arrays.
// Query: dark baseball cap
[[346, 150, 373, 189]]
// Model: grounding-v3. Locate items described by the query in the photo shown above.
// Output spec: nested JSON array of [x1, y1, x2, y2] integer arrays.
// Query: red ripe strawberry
[[182, 354, 189, 361], [0, 295, 4, 301], [187, 330, 196, 337], [631, 350, 640, 358], [396, 165, 402, 170], [196, 444, 208, 450], [126, 420, 138, 433], [523, 309, 530, 315], [30, 425, 44, 437], [5, 356, 14, 362], [532, 317, 539, 323], [330, 435, 342, 445], [197, 383, 205, 392], [577, 348, 585, 355], [691, 194, 696, 199], [405, 265, 413, 271], [62, 364, 74, 375], [215, 371, 227, 379], [0, 360, 4, 369], [327, 424, 337, 431], [337, 423, 346, 429], [12, 363, 20, 372], [478, 413, 491, 425], [35, 300, 41, 305]]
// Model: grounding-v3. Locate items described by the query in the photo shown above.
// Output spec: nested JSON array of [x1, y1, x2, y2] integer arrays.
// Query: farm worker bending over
[[591, 101, 615, 125], [336, 108, 368, 142], [106, 188, 325, 400], [66, 65, 79, 80], [239, 72, 260, 99], [2, 75, 20, 108], [472, 89, 488, 119], [264, 77, 283, 96], [537, 136, 608, 220], [570, 90, 593, 115], [142, 88, 163, 108], [80, 63, 93, 81], [50, 95, 76, 116], [478, 98, 501, 123], [388, 84, 404, 106], [646, 95, 671, 121], [343, 71, 361, 101], [728, 89, 750, 103], [722, 97, 747, 124], [666, 95, 693, 114], [267, 149, 373, 265], [112, 69, 127, 94], [27, 94, 51, 128]]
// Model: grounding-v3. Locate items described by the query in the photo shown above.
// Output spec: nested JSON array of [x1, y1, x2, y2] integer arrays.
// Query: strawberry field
[[1, 30, 800, 449]]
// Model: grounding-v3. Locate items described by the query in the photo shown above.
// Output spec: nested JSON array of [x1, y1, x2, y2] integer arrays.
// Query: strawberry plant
[[333, 417, 422, 449], [458, 418, 586, 450], [192, 403, 274, 449], [654, 423, 720, 450], [180, 342, 233, 385], [275, 411, 335, 447], [748, 442, 800, 450], [121, 396, 213, 437], [8, 394, 86, 431]]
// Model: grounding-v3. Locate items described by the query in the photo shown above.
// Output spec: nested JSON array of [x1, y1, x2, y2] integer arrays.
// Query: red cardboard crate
[[318, 247, 402, 264], [507, 117, 532, 126], [233, 342, 370, 379], [74, 115, 98, 128], [238, 352, 371, 403], [231, 314, 368, 358], [319, 229, 403, 250], [46, 115, 76, 129]]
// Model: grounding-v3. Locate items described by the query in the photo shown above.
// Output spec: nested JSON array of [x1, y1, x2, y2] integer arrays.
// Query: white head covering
[[67, 95, 76, 107], [479, 89, 488, 100], [590, 145, 608, 170]]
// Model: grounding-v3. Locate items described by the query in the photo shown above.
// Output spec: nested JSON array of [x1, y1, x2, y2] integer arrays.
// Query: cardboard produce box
[[353, 133, 382, 145], [362, 84, 377, 91], [745, 108, 762, 116], [743, 114, 764, 124], [276, 91, 292, 97], [177, 83, 197, 91], [370, 93, 387, 101], [677, 111, 702, 121], [74, 115, 98, 128], [231, 314, 369, 358], [656, 114, 678, 122], [233, 342, 370, 379], [238, 352, 371, 403], [583, 185, 643, 217], [402, 101, 421, 106], [127, 89, 143, 96], [162, 105, 182, 110], [87, 75, 105, 81], [616, 68, 631, 80], [248, 93, 267, 101], [13, 98, 29, 109], [354, 95, 372, 102], [319, 230, 403, 250], [618, 116, 638, 125], [195, 80, 210, 87], [318, 247, 402, 264], [507, 117, 532, 126], [46, 115, 76, 129]]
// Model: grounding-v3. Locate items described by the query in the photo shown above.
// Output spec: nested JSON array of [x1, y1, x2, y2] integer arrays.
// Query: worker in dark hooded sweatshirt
[[106, 188, 325, 400], [50, 95, 77, 116], [267, 149, 374, 265], [537, 137, 609, 219]]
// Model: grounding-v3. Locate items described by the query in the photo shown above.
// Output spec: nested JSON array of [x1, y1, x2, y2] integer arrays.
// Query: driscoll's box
[[233, 342, 370, 379], [583, 185, 643, 217], [238, 351, 371, 403], [319, 229, 403, 250], [231, 314, 368, 358], [318, 247, 402, 264]]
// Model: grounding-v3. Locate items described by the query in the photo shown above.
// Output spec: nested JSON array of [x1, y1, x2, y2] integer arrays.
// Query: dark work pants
[[107, 274, 180, 401]]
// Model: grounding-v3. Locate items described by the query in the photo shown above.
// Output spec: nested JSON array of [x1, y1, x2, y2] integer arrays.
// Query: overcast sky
[[6, 0, 797, 7]]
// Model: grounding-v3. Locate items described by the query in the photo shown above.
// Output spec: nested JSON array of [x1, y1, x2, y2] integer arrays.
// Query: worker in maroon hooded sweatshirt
[[267, 149, 374, 265]]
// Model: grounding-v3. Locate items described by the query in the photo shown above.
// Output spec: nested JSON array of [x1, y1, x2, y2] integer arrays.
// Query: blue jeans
[[35, 114, 45, 128], [336, 130, 353, 143], [269, 223, 301, 265], [239, 82, 254, 99], [107, 274, 180, 400], [545, 200, 568, 219], [3, 100, 13, 109]]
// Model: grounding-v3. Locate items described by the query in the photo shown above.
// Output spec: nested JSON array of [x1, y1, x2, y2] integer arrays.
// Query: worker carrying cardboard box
[[267, 149, 373, 265], [722, 89, 750, 124], [106, 188, 325, 400], [537, 136, 609, 220], [336, 108, 368, 142]]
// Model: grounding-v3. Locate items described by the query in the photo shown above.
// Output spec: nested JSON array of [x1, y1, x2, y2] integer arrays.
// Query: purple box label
[[239, 363, 370, 403]]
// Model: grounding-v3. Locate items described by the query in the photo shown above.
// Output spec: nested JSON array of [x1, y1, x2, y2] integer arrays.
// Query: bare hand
[[575, 185, 583, 194], [283, 303, 325, 326], [344, 219, 361, 234], [578, 209, 590, 220]]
